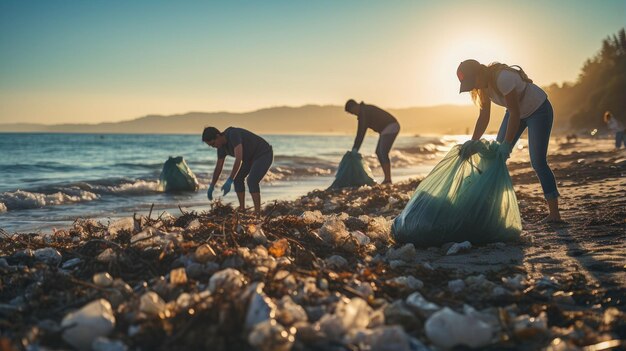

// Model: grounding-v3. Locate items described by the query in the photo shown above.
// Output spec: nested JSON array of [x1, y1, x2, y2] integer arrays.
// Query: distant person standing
[[456, 59, 563, 224], [604, 111, 625, 149], [345, 99, 400, 184], [202, 127, 273, 217]]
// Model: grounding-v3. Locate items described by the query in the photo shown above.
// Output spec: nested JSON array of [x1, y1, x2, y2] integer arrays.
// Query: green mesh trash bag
[[329, 151, 376, 189], [158, 156, 199, 192], [392, 140, 521, 246]]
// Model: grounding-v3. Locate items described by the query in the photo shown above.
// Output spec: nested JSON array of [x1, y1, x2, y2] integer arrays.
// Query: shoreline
[[0, 138, 624, 350]]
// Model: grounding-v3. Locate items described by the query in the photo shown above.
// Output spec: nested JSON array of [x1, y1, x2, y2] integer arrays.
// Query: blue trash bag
[[329, 151, 376, 189], [392, 140, 521, 246], [158, 156, 199, 192]]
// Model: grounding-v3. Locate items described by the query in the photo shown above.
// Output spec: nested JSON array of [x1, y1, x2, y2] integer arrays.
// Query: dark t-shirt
[[217, 127, 272, 163], [353, 103, 398, 150]]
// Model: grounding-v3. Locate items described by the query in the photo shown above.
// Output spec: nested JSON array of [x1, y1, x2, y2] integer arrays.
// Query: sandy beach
[[1, 137, 624, 350]]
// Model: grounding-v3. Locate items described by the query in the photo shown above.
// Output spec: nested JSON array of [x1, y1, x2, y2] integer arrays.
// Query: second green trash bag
[[329, 151, 376, 189], [391, 140, 521, 246], [158, 156, 199, 192]]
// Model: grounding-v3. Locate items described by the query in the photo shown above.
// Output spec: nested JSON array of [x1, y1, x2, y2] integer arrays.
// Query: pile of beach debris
[[1, 181, 624, 350]]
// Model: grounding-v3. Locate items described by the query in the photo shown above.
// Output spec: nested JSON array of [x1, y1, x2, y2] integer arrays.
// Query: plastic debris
[[93, 272, 114, 287], [425, 307, 494, 349], [248, 224, 269, 244], [34, 247, 62, 266], [301, 210, 325, 224], [245, 283, 277, 330], [169, 267, 188, 285], [445, 241, 472, 255], [502, 274, 527, 290], [386, 244, 417, 262], [139, 292, 166, 316], [325, 255, 348, 269], [276, 296, 308, 326], [208, 268, 246, 293], [107, 217, 135, 236], [1, 172, 621, 351], [248, 319, 295, 351], [61, 299, 116, 351], [351, 326, 413, 351], [405, 292, 440, 317], [317, 297, 373, 341], [319, 216, 350, 246], [351, 230, 371, 246]]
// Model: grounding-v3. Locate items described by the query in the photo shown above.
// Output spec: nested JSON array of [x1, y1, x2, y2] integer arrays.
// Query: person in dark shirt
[[202, 126, 273, 217], [345, 99, 401, 184]]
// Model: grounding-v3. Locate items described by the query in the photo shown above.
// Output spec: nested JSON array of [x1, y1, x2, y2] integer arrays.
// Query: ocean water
[[0, 133, 460, 233]]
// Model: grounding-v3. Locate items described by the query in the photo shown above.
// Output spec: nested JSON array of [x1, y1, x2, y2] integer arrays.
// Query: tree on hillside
[[545, 28, 626, 131]]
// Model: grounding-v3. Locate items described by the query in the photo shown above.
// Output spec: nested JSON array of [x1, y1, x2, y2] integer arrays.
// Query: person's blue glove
[[350, 148, 359, 155], [222, 177, 234, 196], [207, 184, 214, 201], [498, 141, 513, 159], [459, 140, 480, 160]]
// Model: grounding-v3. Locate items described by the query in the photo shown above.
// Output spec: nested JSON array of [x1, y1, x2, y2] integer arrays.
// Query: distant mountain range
[[0, 104, 508, 135]]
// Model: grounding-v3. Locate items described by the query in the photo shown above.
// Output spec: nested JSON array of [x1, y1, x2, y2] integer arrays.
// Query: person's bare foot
[[381, 179, 392, 185]]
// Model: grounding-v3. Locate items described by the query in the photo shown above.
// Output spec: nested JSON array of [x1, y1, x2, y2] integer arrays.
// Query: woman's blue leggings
[[496, 99, 560, 200]]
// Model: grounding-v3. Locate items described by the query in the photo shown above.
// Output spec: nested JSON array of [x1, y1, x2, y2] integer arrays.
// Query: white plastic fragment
[[34, 247, 62, 266], [301, 210, 324, 224], [245, 283, 277, 330], [248, 319, 294, 351], [386, 244, 417, 262], [502, 274, 527, 290], [350, 230, 371, 245], [425, 307, 494, 349], [61, 299, 116, 351], [446, 241, 472, 255], [276, 296, 308, 326], [319, 216, 349, 245], [405, 292, 440, 317], [108, 217, 135, 236], [139, 292, 166, 316], [93, 272, 114, 287], [317, 297, 373, 341], [185, 219, 201, 230], [208, 268, 246, 293], [351, 326, 412, 351], [366, 216, 391, 241]]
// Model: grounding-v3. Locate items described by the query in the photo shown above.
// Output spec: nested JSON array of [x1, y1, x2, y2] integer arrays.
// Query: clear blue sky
[[1, 0, 624, 124]]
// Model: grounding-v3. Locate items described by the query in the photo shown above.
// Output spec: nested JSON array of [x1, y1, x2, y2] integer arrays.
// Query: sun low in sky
[[0, 0, 624, 124]]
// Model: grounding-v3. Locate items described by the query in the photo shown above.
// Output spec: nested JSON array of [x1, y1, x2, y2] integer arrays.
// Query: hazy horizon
[[0, 101, 478, 126], [1, 0, 624, 124]]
